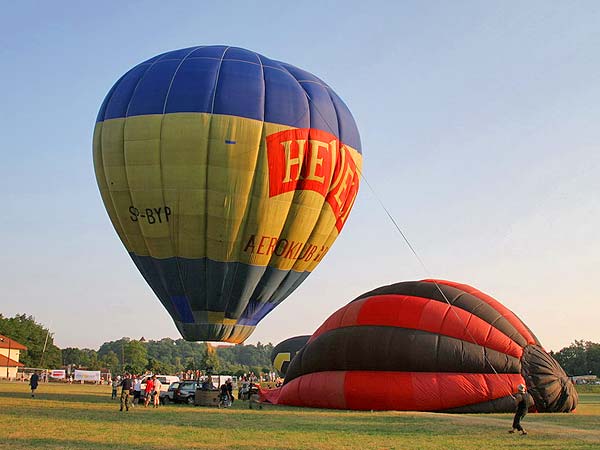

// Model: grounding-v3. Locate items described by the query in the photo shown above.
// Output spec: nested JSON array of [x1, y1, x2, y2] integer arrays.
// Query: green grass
[[1, 382, 599, 449]]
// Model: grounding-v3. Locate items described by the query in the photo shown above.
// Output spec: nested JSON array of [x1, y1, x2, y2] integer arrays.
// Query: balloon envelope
[[93, 46, 362, 343], [271, 335, 310, 377], [263, 280, 577, 412]]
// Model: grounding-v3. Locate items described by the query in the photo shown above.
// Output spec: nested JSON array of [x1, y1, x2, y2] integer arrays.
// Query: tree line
[[0, 314, 273, 376], [2, 313, 599, 378], [551, 340, 600, 378]]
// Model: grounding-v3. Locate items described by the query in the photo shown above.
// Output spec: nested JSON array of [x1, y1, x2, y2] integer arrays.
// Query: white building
[[0, 334, 27, 380]]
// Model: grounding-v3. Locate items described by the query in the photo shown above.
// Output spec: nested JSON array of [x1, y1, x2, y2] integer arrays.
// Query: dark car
[[173, 381, 198, 404], [159, 381, 180, 404]]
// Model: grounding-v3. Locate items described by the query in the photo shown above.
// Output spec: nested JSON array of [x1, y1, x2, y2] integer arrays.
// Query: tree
[[62, 347, 84, 366], [552, 340, 600, 376], [586, 342, 600, 376], [146, 357, 174, 375], [201, 344, 221, 373], [101, 351, 120, 374], [553, 340, 589, 376], [62, 347, 100, 369], [184, 356, 196, 371], [123, 340, 147, 374], [98, 337, 130, 365], [217, 342, 274, 373], [0, 314, 62, 368]]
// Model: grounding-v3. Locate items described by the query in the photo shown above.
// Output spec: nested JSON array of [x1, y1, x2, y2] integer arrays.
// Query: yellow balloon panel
[[94, 112, 362, 272]]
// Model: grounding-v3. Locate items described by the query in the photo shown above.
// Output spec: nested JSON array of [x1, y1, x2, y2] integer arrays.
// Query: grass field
[[0, 382, 598, 449]]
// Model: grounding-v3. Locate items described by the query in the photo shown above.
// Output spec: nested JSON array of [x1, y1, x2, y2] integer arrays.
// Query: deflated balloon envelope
[[93, 46, 362, 343], [263, 280, 577, 412]]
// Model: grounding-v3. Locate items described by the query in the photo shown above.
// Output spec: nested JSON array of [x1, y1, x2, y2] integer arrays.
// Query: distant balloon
[[271, 335, 310, 377], [262, 280, 578, 412], [93, 46, 362, 343]]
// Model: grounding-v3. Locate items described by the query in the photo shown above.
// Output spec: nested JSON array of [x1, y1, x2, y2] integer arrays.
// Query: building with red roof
[[0, 334, 27, 380]]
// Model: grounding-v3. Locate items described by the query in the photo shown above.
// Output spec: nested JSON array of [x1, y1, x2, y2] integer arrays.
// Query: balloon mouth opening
[[521, 345, 578, 412], [174, 321, 255, 344]]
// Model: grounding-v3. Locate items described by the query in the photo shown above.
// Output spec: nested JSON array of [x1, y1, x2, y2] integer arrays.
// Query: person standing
[[226, 379, 234, 404], [152, 376, 162, 408], [144, 376, 155, 407], [29, 372, 39, 398], [111, 378, 119, 400], [219, 382, 230, 407], [509, 384, 529, 435], [119, 374, 133, 412], [132, 375, 142, 406]]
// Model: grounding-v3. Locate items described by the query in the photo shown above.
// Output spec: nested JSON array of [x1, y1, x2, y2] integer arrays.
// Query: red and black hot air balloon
[[262, 280, 577, 413]]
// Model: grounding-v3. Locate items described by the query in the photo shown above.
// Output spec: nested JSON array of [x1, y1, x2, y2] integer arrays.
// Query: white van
[[139, 374, 180, 395]]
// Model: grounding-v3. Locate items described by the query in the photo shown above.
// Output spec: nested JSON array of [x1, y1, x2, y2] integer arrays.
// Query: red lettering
[[266, 129, 360, 233], [296, 243, 310, 260], [326, 145, 360, 232], [267, 128, 334, 198], [256, 236, 270, 255], [303, 245, 317, 261], [313, 245, 327, 261], [284, 241, 302, 259], [266, 237, 278, 255]]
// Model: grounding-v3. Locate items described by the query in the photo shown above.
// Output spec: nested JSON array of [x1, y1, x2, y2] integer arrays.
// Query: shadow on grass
[[0, 390, 112, 404], [0, 437, 148, 450], [0, 435, 291, 450], [0, 399, 460, 438], [0, 436, 271, 450]]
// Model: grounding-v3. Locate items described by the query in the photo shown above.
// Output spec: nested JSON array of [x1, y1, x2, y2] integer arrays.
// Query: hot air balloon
[[271, 335, 310, 377], [93, 46, 362, 343], [262, 280, 577, 413]]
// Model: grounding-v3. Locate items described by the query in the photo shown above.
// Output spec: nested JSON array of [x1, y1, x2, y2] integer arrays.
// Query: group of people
[[113, 374, 162, 412], [27, 368, 532, 434]]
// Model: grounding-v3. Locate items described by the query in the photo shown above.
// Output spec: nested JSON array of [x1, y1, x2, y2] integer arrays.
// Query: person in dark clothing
[[201, 378, 213, 390], [120, 374, 133, 411], [226, 379, 234, 404], [509, 384, 528, 435], [219, 383, 230, 407], [111, 378, 119, 400], [29, 372, 39, 398]]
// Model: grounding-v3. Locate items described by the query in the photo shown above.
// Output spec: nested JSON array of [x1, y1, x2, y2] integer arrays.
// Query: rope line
[[360, 173, 508, 381]]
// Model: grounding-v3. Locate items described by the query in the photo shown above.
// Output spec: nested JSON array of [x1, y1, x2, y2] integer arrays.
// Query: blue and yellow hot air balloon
[[93, 46, 362, 343]]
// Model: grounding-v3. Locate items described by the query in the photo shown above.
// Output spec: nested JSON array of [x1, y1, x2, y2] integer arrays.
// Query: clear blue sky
[[1, 1, 598, 351]]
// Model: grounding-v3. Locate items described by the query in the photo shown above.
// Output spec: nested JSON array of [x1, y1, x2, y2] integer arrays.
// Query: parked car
[[159, 381, 180, 405], [140, 374, 180, 401], [173, 380, 199, 404]]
